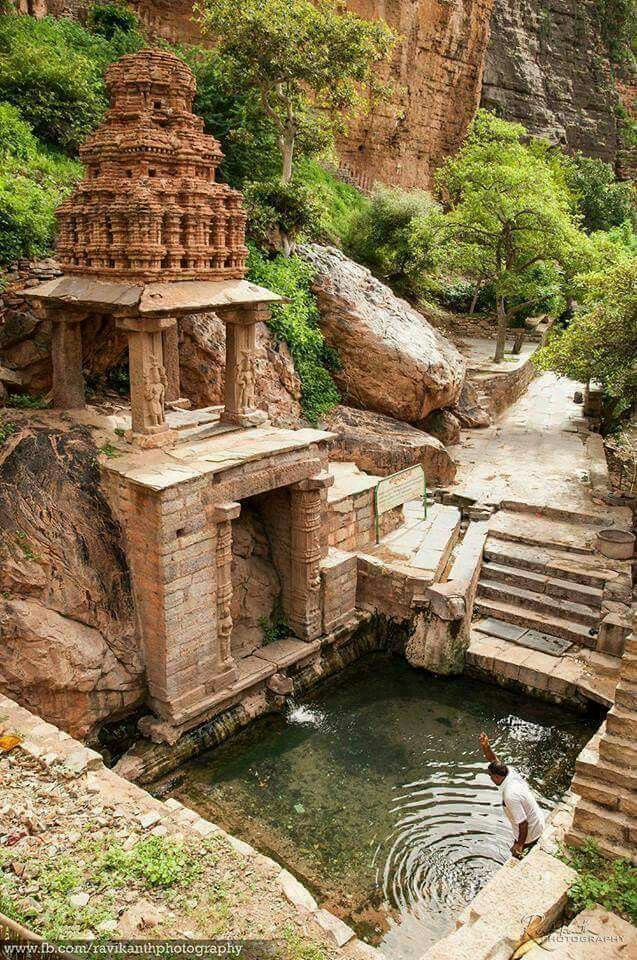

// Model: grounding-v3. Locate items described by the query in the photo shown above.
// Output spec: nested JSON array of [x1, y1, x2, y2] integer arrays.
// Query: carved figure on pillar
[[237, 348, 256, 410], [144, 355, 167, 427], [288, 473, 333, 641], [213, 501, 241, 679]]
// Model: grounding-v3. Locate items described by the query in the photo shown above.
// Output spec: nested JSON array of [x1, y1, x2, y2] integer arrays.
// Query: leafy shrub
[[346, 185, 440, 295], [535, 256, 637, 416], [0, 12, 143, 153], [562, 153, 635, 234], [0, 103, 81, 265], [87, 2, 141, 40], [244, 177, 324, 254], [247, 246, 340, 421], [563, 839, 637, 923]]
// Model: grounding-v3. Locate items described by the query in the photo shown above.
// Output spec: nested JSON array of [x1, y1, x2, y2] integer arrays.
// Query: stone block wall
[[326, 486, 402, 553], [320, 548, 358, 634], [567, 623, 637, 862]]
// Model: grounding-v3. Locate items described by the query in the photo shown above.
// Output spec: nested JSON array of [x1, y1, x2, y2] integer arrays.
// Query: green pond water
[[166, 654, 597, 959]]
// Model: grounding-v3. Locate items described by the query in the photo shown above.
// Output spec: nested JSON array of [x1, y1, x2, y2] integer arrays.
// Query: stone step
[[565, 825, 636, 865], [575, 753, 637, 793], [481, 561, 604, 608], [569, 797, 633, 846], [599, 731, 637, 768], [483, 539, 615, 588], [473, 598, 596, 647], [581, 649, 622, 678], [477, 579, 599, 627], [488, 510, 597, 554]]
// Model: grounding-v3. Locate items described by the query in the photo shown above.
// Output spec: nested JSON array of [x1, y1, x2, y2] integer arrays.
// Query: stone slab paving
[[0, 693, 379, 959], [449, 372, 630, 524], [475, 618, 572, 655]]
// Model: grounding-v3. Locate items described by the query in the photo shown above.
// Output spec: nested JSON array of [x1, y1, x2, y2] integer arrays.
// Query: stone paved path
[[449, 373, 608, 518]]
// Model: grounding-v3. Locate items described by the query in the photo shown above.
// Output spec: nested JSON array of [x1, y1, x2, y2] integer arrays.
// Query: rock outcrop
[[302, 245, 466, 424], [482, 0, 620, 164], [230, 507, 282, 658], [323, 406, 457, 486], [0, 260, 302, 425], [337, 0, 495, 189], [0, 419, 144, 738]]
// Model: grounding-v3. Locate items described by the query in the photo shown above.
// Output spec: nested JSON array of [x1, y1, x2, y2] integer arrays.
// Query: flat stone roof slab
[[19, 275, 285, 317], [104, 425, 336, 491]]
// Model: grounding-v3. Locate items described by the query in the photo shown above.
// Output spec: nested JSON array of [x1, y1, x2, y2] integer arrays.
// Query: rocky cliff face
[[0, 418, 144, 738], [337, 0, 495, 189], [482, 0, 620, 164], [14, 0, 625, 183]]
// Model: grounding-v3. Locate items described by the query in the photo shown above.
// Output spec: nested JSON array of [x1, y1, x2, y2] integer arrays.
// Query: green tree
[[198, 0, 395, 184], [535, 257, 637, 416], [561, 152, 635, 234], [432, 111, 587, 362]]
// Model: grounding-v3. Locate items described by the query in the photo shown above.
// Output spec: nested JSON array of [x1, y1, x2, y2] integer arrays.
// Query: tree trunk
[[469, 282, 482, 315], [494, 298, 508, 363], [281, 131, 294, 184]]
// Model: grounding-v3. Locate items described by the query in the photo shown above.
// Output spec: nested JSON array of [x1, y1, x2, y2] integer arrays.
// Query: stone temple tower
[[55, 48, 248, 282]]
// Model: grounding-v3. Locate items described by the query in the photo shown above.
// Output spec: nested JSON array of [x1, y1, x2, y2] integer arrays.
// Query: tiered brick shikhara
[[56, 50, 247, 282]]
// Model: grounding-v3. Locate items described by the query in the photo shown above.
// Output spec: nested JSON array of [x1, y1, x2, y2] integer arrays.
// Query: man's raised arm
[[479, 732, 499, 764]]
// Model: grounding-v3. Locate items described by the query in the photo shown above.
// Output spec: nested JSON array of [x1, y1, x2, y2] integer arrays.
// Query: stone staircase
[[468, 511, 626, 707]]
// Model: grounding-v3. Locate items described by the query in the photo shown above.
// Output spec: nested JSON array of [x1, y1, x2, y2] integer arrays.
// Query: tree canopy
[[535, 257, 637, 415], [430, 111, 589, 361], [198, 0, 395, 184]]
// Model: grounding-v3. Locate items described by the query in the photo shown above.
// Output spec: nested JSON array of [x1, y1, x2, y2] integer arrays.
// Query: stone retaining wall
[[326, 486, 402, 553]]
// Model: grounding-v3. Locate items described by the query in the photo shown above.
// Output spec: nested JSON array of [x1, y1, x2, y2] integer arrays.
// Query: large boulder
[[0, 420, 144, 738], [301, 244, 466, 423], [322, 405, 456, 486]]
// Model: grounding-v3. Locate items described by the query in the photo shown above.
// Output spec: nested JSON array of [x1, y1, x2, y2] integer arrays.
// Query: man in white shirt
[[479, 732, 546, 858]]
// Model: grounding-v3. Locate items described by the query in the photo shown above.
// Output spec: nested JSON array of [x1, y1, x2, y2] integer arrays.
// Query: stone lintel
[[212, 500, 241, 523], [42, 306, 90, 324], [291, 472, 335, 492], [115, 314, 177, 333]]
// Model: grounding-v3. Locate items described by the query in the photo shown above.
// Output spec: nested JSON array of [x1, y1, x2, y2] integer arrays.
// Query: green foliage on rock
[[295, 158, 368, 246], [563, 839, 637, 924], [595, 0, 637, 63], [247, 245, 340, 421], [535, 256, 637, 415], [198, 0, 396, 183]]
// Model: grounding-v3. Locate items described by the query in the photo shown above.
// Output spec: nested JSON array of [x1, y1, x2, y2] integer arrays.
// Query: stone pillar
[[161, 321, 181, 402], [221, 307, 268, 428], [51, 314, 86, 409], [212, 501, 241, 680], [288, 472, 333, 640], [116, 315, 177, 447]]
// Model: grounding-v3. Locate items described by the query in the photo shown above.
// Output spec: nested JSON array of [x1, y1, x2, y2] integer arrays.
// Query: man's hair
[[488, 761, 509, 778]]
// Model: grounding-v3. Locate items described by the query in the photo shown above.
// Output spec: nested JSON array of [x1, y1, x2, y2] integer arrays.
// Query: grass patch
[[562, 839, 637, 924], [5, 393, 50, 409], [0, 418, 17, 445], [297, 157, 368, 246]]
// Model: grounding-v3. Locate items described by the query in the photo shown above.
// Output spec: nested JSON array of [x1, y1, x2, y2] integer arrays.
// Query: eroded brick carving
[[56, 48, 248, 282]]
